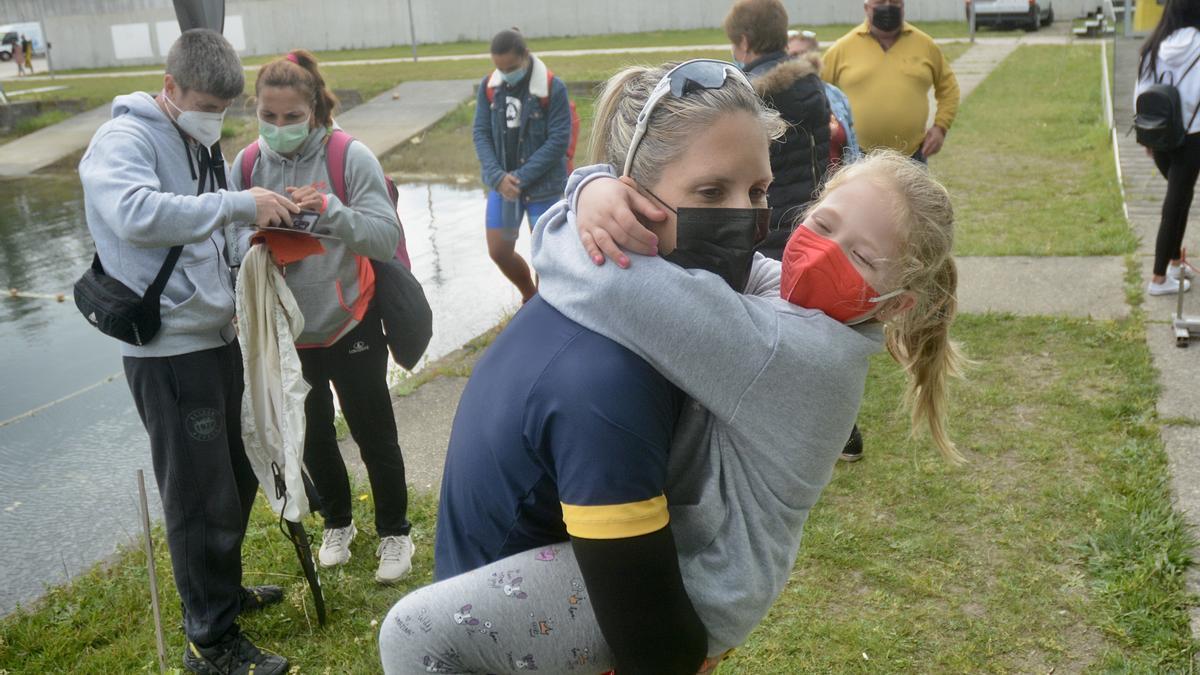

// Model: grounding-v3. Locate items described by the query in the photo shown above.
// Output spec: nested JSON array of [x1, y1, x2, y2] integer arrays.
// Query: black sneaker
[[839, 424, 864, 462], [183, 626, 289, 675], [240, 585, 283, 614], [179, 586, 284, 633]]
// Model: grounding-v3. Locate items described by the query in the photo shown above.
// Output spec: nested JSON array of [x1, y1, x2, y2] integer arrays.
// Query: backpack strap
[[1179, 52, 1200, 132], [143, 245, 184, 309], [1180, 51, 1200, 85], [325, 129, 354, 205], [483, 74, 497, 105], [240, 140, 260, 189]]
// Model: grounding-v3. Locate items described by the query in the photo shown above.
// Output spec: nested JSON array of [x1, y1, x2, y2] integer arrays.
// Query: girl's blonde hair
[[807, 150, 966, 463], [589, 63, 786, 187]]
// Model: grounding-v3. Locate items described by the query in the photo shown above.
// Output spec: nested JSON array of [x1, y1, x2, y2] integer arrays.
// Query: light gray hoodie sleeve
[[78, 128, 257, 249], [316, 140, 400, 261], [225, 147, 259, 268], [533, 200, 782, 424], [562, 165, 782, 298]]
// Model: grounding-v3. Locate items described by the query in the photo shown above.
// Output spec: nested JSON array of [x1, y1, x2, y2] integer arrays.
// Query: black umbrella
[[270, 465, 328, 626], [172, 0, 224, 32]]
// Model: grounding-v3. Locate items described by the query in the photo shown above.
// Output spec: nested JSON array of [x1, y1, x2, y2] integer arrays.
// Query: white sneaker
[[1168, 263, 1196, 281], [1148, 277, 1191, 296], [375, 535, 415, 584], [318, 523, 356, 567]]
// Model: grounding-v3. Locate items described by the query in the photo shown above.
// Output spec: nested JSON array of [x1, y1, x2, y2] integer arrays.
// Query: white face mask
[[163, 90, 226, 148]]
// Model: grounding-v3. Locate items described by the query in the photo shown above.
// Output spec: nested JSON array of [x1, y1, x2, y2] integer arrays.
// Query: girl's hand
[[576, 176, 665, 268], [286, 184, 326, 213]]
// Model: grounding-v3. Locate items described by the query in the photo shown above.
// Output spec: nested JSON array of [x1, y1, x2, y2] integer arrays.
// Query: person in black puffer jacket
[[727, 0, 831, 260]]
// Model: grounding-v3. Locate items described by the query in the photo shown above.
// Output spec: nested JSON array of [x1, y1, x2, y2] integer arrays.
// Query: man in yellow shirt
[[821, 0, 960, 161]]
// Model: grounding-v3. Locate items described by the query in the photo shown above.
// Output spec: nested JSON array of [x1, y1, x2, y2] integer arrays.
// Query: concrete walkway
[[0, 104, 108, 177], [335, 79, 476, 158], [1113, 35, 1200, 639]]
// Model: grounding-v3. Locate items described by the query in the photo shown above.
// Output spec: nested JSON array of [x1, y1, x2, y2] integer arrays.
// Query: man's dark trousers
[[124, 340, 258, 646]]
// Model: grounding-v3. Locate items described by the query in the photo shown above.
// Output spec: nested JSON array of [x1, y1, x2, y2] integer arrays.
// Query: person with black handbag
[[1136, 0, 1200, 296], [75, 29, 298, 675]]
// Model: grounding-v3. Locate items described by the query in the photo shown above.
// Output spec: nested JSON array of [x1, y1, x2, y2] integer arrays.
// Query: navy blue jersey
[[434, 296, 683, 580]]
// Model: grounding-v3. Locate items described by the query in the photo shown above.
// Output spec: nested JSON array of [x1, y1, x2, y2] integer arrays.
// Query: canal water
[[0, 176, 525, 615]]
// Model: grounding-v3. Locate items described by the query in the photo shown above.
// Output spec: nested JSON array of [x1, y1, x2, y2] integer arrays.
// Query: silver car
[[970, 0, 1054, 30]]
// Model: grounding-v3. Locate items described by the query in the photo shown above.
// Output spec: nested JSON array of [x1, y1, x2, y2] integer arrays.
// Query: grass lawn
[[732, 315, 1194, 672], [0, 109, 74, 145], [0, 315, 1194, 672], [931, 45, 1136, 256]]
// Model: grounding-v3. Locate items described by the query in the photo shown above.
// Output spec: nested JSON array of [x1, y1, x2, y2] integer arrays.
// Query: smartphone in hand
[[289, 210, 321, 232]]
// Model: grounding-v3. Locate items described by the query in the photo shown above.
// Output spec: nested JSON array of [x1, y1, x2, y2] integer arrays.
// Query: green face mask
[[259, 116, 311, 154]]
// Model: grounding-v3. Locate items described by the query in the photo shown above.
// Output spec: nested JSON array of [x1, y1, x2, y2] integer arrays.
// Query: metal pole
[[137, 470, 168, 675], [407, 0, 418, 62], [1124, 0, 1133, 35], [39, 0, 52, 79], [968, 0, 976, 43]]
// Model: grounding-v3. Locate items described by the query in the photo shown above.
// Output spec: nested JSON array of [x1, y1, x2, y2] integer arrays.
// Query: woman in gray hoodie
[[230, 50, 413, 585]]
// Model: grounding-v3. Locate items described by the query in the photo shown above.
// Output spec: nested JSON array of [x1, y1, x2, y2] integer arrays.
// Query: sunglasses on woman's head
[[621, 59, 754, 177]]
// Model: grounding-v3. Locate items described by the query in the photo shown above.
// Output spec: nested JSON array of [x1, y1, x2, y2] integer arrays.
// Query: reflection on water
[[0, 176, 523, 615]]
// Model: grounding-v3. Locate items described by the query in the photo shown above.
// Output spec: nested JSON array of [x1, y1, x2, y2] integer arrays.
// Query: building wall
[[1, 0, 1099, 71]]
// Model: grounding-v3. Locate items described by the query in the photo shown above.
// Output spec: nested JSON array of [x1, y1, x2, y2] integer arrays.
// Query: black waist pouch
[[371, 257, 433, 370], [73, 247, 182, 347]]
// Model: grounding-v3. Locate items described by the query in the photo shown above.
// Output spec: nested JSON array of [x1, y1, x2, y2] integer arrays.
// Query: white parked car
[[969, 0, 1054, 30]]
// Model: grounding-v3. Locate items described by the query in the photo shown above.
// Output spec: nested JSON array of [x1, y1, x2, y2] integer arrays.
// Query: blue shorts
[[485, 190, 556, 232]]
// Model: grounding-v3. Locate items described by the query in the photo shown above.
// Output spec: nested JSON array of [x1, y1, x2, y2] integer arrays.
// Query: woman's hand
[[286, 184, 326, 213], [497, 173, 522, 201], [576, 176, 665, 268]]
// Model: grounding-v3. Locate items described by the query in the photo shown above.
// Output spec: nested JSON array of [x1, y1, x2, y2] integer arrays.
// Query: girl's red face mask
[[780, 225, 901, 323]]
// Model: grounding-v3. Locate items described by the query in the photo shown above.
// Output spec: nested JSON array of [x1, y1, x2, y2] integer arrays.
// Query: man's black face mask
[[872, 4, 903, 32]]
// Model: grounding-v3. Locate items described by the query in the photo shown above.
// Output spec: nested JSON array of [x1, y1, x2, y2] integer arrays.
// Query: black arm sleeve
[[572, 526, 707, 675]]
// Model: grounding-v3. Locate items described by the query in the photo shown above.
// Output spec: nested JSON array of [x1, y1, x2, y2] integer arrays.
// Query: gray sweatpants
[[379, 542, 615, 674]]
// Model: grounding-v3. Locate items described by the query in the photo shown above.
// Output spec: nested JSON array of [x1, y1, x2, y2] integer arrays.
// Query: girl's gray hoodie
[[79, 92, 257, 358], [531, 165, 884, 655], [230, 127, 400, 347]]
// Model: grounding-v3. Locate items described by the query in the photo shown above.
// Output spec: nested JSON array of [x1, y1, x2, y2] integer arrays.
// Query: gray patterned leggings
[[379, 542, 616, 674]]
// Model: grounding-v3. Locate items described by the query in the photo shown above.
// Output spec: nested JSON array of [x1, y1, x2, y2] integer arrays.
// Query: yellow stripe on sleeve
[[560, 495, 670, 540]]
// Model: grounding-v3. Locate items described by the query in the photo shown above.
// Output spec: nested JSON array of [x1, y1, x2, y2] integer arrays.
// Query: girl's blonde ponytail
[[885, 256, 966, 463]]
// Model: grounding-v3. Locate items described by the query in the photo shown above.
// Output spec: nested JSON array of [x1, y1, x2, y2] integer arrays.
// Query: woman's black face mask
[[645, 188, 771, 292]]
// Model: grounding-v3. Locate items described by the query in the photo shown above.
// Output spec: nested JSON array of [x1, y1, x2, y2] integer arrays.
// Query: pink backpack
[[240, 129, 411, 269]]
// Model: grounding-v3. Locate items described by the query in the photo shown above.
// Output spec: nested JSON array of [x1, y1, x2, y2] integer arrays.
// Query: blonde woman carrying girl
[[380, 59, 962, 674]]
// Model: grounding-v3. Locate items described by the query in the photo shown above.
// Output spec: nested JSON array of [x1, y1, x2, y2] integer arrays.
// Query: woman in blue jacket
[[473, 28, 572, 302]]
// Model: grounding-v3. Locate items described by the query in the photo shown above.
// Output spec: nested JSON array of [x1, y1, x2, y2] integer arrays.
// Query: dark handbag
[[371, 258, 433, 370], [73, 246, 182, 346], [1135, 52, 1200, 151]]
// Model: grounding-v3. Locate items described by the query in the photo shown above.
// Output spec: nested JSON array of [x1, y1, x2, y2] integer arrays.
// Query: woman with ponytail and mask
[[380, 59, 962, 674], [230, 50, 415, 585]]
